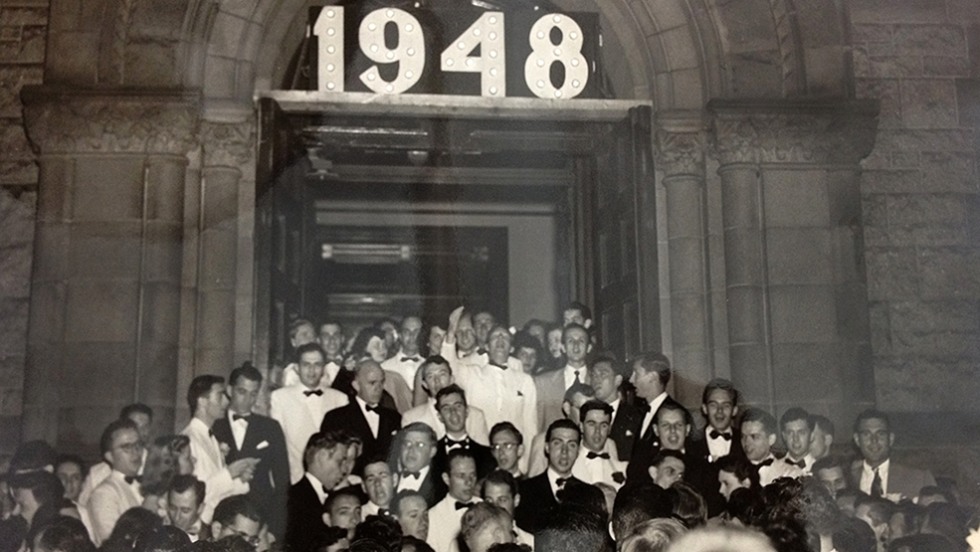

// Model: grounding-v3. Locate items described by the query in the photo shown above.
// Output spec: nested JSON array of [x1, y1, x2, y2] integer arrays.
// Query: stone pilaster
[[22, 87, 199, 452], [654, 110, 713, 404], [708, 99, 878, 428]]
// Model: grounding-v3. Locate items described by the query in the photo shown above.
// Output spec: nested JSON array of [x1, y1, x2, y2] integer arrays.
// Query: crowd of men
[[1, 303, 976, 552]]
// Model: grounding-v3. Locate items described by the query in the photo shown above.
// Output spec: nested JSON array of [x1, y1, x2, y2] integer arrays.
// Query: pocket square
[[256, 440, 269, 450]]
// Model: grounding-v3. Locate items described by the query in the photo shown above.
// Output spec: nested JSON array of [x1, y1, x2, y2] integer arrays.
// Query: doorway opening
[[255, 93, 659, 371]]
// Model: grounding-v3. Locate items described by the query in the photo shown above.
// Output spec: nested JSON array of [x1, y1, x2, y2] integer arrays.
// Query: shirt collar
[[864, 458, 890, 474], [306, 472, 330, 502], [647, 392, 668, 412]]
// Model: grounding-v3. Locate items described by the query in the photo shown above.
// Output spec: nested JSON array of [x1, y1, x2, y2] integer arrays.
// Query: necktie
[[304, 389, 323, 397], [870, 468, 883, 498], [574, 370, 581, 383], [366, 404, 380, 413], [785, 458, 806, 469], [402, 471, 421, 480], [125, 475, 142, 485], [455, 501, 473, 510], [757, 458, 774, 467], [401, 356, 420, 362], [709, 430, 732, 441], [586, 451, 610, 460], [489, 361, 507, 370], [233, 414, 249, 422]]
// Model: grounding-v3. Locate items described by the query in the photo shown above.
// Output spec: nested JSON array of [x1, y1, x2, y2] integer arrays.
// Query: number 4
[[440, 12, 506, 97]]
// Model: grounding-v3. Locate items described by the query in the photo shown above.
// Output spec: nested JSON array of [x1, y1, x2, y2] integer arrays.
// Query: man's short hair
[[489, 422, 523, 446], [740, 408, 777, 436], [854, 495, 894, 526], [561, 323, 590, 342], [288, 318, 315, 340], [444, 449, 477, 475], [7, 471, 63, 507], [629, 352, 671, 386], [460, 503, 510, 545], [481, 470, 518, 498], [511, 331, 542, 355], [610, 483, 673, 541], [545, 419, 581, 443], [563, 301, 592, 322], [435, 384, 467, 408], [420, 355, 452, 378], [650, 449, 685, 469], [168, 474, 206, 506], [715, 455, 759, 488], [853, 408, 891, 433], [537, 502, 611, 552], [588, 354, 625, 379], [100, 418, 140, 455], [229, 363, 263, 386], [578, 400, 613, 424], [701, 378, 738, 406], [779, 407, 812, 431], [360, 454, 391, 478], [323, 487, 363, 512], [563, 382, 595, 403], [303, 430, 352, 470], [120, 403, 154, 421], [811, 455, 845, 475], [399, 422, 438, 445], [811, 414, 835, 436], [391, 489, 427, 514], [295, 342, 327, 364], [33, 516, 94, 552], [186, 375, 224, 414], [55, 455, 88, 478], [654, 401, 691, 426], [213, 495, 262, 527]]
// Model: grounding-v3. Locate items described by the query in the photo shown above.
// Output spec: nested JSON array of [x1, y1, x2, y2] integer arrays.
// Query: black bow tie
[[233, 414, 250, 422], [476, 348, 487, 355], [489, 361, 507, 370], [365, 404, 380, 413], [586, 451, 610, 460], [455, 501, 474, 510], [378, 508, 391, 517], [785, 458, 806, 469], [757, 458, 775, 467], [709, 430, 732, 440], [304, 389, 323, 397], [323, 485, 332, 494], [401, 471, 421, 480], [446, 438, 469, 449], [124, 475, 142, 485], [555, 477, 569, 488], [401, 356, 420, 362]]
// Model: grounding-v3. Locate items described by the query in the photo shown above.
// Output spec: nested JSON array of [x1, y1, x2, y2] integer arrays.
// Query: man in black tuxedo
[[285, 430, 352, 552], [688, 378, 744, 464], [212, 363, 290, 538], [431, 385, 495, 479], [588, 355, 642, 462], [513, 419, 600, 534], [392, 422, 447, 507], [321, 360, 402, 476], [624, 352, 682, 482]]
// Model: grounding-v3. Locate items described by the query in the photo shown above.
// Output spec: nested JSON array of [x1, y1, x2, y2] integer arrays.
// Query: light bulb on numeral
[[440, 11, 505, 98], [524, 13, 589, 99]]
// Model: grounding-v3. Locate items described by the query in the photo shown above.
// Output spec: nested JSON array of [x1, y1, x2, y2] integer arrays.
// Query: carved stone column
[[709, 99, 878, 426], [654, 111, 713, 404], [22, 87, 199, 451]]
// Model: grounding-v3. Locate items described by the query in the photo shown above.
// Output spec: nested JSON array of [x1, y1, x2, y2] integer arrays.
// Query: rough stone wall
[[852, 0, 980, 414], [0, 1, 46, 463]]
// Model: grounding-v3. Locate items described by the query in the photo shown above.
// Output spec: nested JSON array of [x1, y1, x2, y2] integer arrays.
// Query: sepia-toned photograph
[[0, 1, 978, 551]]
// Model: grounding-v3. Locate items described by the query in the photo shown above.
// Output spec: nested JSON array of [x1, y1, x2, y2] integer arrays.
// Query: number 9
[[359, 8, 426, 94]]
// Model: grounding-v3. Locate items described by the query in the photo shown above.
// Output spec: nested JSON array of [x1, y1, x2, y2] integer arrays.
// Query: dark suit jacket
[[625, 395, 683, 481], [679, 448, 727, 517], [392, 464, 448, 508], [432, 437, 496, 479], [513, 472, 598, 534], [331, 369, 400, 412], [848, 459, 936, 501], [284, 476, 324, 552], [320, 401, 401, 475], [610, 400, 643, 462], [212, 412, 290, 537]]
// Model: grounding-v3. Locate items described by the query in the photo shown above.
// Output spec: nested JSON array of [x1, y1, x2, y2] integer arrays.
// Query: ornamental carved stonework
[[709, 100, 879, 166], [21, 88, 201, 156], [200, 119, 256, 169], [655, 129, 706, 178]]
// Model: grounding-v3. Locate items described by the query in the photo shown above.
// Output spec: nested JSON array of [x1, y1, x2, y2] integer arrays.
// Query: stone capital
[[707, 99, 879, 166], [200, 119, 256, 169], [21, 87, 201, 156], [654, 110, 707, 178]]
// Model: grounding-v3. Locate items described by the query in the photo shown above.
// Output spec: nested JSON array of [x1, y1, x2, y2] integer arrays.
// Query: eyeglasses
[[402, 440, 432, 450], [492, 443, 518, 451], [224, 526, 260, 546]]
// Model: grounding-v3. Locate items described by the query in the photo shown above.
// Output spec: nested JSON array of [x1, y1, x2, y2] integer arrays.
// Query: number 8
[[524, 13, 588, 99]]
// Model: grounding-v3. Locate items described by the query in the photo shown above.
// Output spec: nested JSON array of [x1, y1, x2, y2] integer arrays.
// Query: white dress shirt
[[396, 465, 431, 493], [426, 495, 482, 552], [705, 427, 734, 462], [571, 441, 627, 489], [270, 383, 349, 483], [229, 410, 249, 450], [639, 392, 668, 437], [306, 472, 330, 505], [754, 453, 804, 486], [356, 396, 381, 438], [181, 417, 249, 523], [453, 355, 539, 451], [562, 364, 589, 390], [382, 350, 424, 391], [859, 459, 890, 496]]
